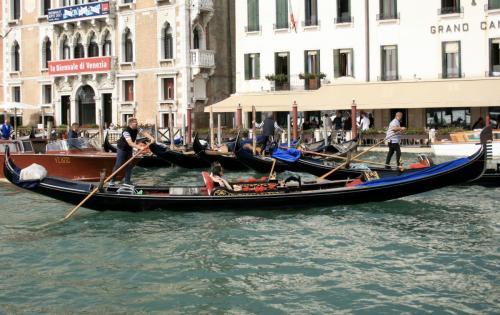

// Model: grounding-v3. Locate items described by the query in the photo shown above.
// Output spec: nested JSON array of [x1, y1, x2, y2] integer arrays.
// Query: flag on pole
[[289, 0, 297, 33]]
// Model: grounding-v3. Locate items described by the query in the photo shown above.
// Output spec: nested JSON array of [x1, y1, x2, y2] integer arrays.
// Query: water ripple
[[1, 161, 499, 314]]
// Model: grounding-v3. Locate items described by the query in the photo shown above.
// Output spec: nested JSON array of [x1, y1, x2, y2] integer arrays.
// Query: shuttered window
[[490, 0, 500, 9], [334, 49, 354, 78], [304, 0, 318, 26], [276, 0, 288, 29], [442, 41, 461, 78], [381, 45, 398, 81], [244, 53, 260, 80], [491, 38, 500, 76], [247, 0, 260, 32]]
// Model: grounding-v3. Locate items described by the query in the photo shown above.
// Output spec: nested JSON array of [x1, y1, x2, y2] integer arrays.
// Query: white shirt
[[358, 116, 370, 131], [386, 119, 401, 143]]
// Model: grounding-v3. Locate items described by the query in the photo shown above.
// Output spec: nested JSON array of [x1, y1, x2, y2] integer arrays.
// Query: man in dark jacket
[[110, 117, 155, 186]]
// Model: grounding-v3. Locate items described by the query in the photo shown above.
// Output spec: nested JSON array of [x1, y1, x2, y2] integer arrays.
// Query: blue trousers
[[112, 148, 133, 184]]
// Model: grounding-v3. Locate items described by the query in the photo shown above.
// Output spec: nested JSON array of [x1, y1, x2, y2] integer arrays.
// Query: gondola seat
[[202, 171, 215, 195]]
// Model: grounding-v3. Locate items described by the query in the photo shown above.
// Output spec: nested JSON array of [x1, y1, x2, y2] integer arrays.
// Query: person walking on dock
[[385, 112, 406, 169]]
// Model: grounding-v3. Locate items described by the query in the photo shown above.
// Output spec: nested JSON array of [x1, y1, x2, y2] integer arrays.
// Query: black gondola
[[471, 164, 500, 187], [234, 141, 419, 180], [192, 135, 248, 171], [103, 132, 171, 168], [149, 142, 210, 169], [3, 144, 486, 212]]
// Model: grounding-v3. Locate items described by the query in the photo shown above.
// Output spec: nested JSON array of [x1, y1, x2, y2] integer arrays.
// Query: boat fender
[[19, 163, 47, 182]]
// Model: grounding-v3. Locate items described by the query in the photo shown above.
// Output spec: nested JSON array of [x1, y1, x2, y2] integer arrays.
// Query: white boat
[[432, 129, 500, 157]]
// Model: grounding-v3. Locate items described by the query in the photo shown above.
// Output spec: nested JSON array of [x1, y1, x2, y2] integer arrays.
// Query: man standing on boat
[[254, 115, 283, 153], [385, 112, 406, 169], [68, 123, 80, 139], [1, 119, 12, 140], [110, 117, 155, 186]]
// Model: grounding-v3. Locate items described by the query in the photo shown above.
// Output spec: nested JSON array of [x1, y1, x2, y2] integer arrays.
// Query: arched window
[[102, 31, 112, 56], [123, 28, 133, 62], [42, 37, 52, 69], [88, 33, 99, 57], [12, 41, 20, 71], [61, 36, 70, 60], [193, 27, 200, 50], [74, 34, 85, 59], [163, 22, 173, 59]]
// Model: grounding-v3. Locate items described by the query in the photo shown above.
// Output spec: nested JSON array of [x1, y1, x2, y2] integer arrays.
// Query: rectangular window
[[247, 0, 260, 32], [334, 49, 354, 78], [490, 38, 500, 77], [274, 52, 290, 90], [426, 108, 470, 128], [489, 0, 500, 10], [123, 80, 134, 102], [440, 0, 460, 14], [244, 53, 260, 80], [304, 50, 321, 90], [162, 78, 175, 100], [381, 45, 398, 81], [304, 0, 318, 26], [336, 0, 351, 23], [379, 0, 397, 20], [442, 41, 461, 78], [275, 0, 288, 29], [12, 86, 21, 102], [12, 0, 20, 20], [43, 85, 52, 104], [42, 0, 51, 16]]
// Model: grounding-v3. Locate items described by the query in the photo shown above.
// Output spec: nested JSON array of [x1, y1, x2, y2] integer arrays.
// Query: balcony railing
[[376, 12, 400, 21], [191, 0, 214, 11], [245, 25, 262, 32], [48, 1, 112, 24], [485, 3, 500, 11], [439, 72, 464, 79], [378, 74, 401, 81], [302, 18, 319, 27], [190, 49, 215, 68], [273, 23, 289, 30], [334, 15, 353, 24], [438, 6, 463, 15]]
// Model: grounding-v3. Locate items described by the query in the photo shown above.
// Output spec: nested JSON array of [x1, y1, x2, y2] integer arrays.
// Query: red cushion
[[202, 172, 214, 195]]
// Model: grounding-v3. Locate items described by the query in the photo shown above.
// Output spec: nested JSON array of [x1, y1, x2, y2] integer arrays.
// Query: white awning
[[206, 78, 500, 113]]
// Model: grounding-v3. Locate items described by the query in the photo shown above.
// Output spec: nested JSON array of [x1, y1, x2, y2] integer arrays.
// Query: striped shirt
[[386, 119, 401, 143], [123, 128, 143, 141]]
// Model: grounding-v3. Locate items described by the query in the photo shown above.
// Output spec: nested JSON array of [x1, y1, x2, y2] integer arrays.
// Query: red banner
[[48, 57, 112, 75]]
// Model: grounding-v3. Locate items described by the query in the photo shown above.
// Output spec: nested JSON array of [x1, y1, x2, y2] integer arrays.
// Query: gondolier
[[254, 115, 283, 153], [385, 112, 406, 169], [110, 117, 155, 185], [1, 120, 12, 140]]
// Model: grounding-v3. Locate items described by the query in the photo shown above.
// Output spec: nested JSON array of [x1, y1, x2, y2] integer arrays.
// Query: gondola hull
[[149, 143, 210, 169], [192, 135, 247, 171], [3, 145, 486, 212]]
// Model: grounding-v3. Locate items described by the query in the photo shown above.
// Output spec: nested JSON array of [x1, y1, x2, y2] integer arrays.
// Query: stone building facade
[[1, 0, 235, 129]]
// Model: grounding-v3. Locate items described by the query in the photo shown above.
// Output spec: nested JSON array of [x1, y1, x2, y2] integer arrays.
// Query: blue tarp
[[358, 157, 470, 187], [271, 148, 302, 163]]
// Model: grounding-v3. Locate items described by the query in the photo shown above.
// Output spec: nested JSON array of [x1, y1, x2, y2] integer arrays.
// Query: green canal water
[[0, 154, 499, 314]]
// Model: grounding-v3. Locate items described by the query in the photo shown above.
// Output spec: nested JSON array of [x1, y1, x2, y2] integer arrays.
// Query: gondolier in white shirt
[[385, 112, 406, 169]]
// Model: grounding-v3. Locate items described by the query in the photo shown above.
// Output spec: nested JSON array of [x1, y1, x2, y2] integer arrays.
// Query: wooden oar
[[26, 145, 151, 231], [299, 149, 398, 169], [252, 105, 256, 156], [318, 133, 400, 181], [269, 158, 277, 179]]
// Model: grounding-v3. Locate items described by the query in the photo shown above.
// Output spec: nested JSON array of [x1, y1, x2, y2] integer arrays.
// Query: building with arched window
[[2, 0, 235, 130]]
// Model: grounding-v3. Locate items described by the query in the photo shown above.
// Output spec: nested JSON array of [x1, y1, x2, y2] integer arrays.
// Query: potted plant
[[265, 73, 289, 91], [299, 72, 326, 90]]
